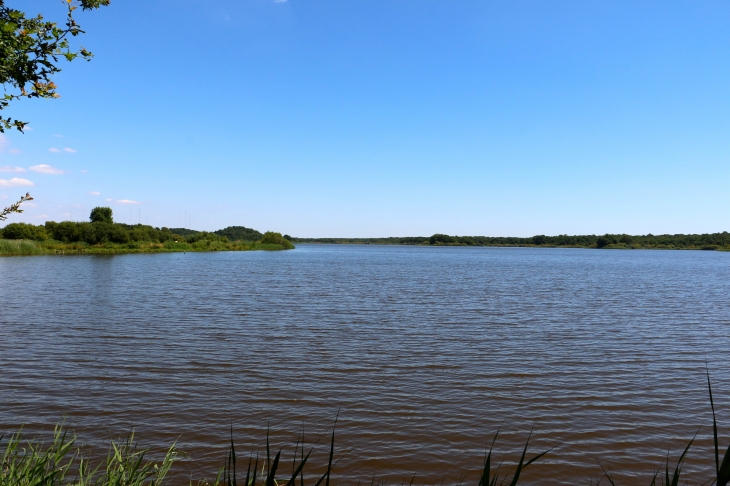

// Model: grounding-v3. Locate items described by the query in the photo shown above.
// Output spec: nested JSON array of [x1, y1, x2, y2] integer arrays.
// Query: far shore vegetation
[[292, 232, 730, 251], [0, 207, 293, 256]]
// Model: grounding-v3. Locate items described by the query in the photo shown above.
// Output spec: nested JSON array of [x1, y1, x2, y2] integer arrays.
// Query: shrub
[[1, 222, 48, 240], [260, 231, 294, 249], [187, 232, 228, 244]]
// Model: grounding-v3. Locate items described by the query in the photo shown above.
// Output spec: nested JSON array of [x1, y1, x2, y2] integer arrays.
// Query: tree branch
[[0, 192, 34, 221]]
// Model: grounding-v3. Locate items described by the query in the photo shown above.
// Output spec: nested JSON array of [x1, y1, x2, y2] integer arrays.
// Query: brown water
[[2, 245, 730, 485]]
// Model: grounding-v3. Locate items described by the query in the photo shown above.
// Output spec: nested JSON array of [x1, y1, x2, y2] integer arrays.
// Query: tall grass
[[0, 239, 44, 255], [0, 238, 293, 256], [0, 426, 177, 486], [3, 373, 729, 485]]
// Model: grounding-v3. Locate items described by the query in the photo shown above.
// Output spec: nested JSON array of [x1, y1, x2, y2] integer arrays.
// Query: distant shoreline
[[294, 242, 728, 251], [291, 232, 730, 251]]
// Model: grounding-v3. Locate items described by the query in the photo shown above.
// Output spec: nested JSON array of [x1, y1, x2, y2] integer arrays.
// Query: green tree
[[429, 234, 456, 245], [596, 235, 612, 248], [0, 0, 110, 132], [90, 206, 113, 224], [214, 226, 263, 242]]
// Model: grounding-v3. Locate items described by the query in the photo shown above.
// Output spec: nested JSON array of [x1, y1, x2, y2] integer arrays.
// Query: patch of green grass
[[0, 239, 294, 256], [0, 239, 45, 255], [0, 425, 176, 486]]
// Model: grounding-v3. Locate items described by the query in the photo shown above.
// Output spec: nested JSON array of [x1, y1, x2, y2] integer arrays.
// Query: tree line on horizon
[[291, 232, 730, 250]]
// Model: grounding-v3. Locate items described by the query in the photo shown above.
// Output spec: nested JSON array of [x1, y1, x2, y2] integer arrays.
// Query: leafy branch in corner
[[0, 192, 33, 221], [0, 0, 110, 132]]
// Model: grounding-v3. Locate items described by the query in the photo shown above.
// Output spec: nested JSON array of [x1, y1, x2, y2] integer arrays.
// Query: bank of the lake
[[0, 238, 293, 256]]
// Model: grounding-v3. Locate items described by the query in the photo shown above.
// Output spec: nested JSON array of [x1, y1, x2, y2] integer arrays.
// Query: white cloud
[[8, 148, 21, 155], [49, 147, 61, 153], [0, 178, 34, 187], [80, 169, 88, 173], [116, 199, 141, 205], [0, 195, 8, 200], [64, 147, 77, 153], [53, 134, 63, 138], [89, 191, 101, 196], [30, 164, 65, 174], [105, 198, 113, 202], [0, 166, 26, 172], [35, 214, 49, 219]]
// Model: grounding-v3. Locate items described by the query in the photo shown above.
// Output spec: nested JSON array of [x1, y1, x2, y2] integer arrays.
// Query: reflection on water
[[2, 246, 730, 485]]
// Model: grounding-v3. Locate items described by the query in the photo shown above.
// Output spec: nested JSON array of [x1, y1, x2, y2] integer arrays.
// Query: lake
[[2, 245, 730, 485]]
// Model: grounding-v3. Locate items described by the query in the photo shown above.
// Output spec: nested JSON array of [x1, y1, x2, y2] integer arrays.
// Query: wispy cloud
[[49, 148, 62, 153], [116, 199, 141, 205], [80, 169, 88, 173], [53, 134, 63, 138], [64, 147, 77, 153], [89, 191, 101, 196], [0, 177, 34, 187], [30, 164, 65, 174], [105, 198, 113, 202], [0, 136, 22, 155], [0, 135, 21, 154], [0, 165, 26, 172], [35, 214, 49, 219]]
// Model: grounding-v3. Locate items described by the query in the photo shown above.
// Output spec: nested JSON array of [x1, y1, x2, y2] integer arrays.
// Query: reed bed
[[3, 375, 729, 486], [0, 239, 44, 255], [0, 239, 291, 256]]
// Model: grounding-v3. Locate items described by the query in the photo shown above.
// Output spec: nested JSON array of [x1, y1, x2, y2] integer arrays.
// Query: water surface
[[2, 245, 730, 485]]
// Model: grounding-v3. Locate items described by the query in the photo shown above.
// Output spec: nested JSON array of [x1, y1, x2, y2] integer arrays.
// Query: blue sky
[[1, 0, 729, 237]]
